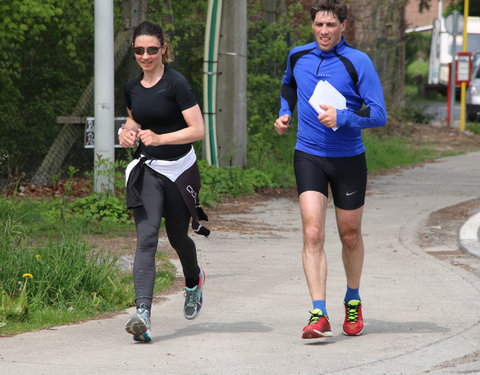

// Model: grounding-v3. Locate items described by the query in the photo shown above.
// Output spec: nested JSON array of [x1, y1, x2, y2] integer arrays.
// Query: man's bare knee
[[340, 230, 362, 251]]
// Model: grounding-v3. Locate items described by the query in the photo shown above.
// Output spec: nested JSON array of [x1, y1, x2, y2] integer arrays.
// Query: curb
[[458, 211, 480, 258]]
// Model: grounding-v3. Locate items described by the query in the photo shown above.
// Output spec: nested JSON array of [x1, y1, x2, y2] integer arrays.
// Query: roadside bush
[[198, 160, 272, 205], [71, 194, 131, 222], [389, 105, 435, 125]]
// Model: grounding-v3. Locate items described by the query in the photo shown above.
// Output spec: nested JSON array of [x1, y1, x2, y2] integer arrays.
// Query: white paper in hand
[[308, 80, 346, 131]]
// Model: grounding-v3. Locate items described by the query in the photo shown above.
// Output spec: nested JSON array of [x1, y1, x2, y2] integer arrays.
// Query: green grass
[[247, 129, 297, 188], [364, 133, 437, 171], [0, 265, 175, 336], [0, 197, 133, 240], [467, 121, 480, 134], [407, 60, 429, 76], [0, 201, 175, 336], [405, 59, 445, 102]]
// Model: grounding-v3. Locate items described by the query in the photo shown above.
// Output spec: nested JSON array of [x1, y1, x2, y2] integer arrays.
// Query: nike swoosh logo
[[346, 191, 357, 196]]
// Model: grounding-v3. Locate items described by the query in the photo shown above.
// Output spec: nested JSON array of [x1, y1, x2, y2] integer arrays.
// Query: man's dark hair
[[310, 0, 348, 23]]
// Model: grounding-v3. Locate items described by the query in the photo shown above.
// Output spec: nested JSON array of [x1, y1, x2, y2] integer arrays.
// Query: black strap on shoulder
[[290, 47, 315, 72], [334, 52, 359, 94]]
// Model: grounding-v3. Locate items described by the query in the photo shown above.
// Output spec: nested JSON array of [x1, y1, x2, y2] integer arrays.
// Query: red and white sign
[[456, 52, 472, 85]]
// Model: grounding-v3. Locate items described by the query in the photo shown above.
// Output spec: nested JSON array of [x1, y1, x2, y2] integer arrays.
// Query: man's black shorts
[[294, 149, 367, 210]]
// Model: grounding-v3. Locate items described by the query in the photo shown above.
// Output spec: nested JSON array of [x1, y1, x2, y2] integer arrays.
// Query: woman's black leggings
[[132, 166, 200, 310]]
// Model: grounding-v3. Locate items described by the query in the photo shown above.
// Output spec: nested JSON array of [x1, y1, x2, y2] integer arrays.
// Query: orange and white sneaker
[[301, 309, 333, 339], [343, 299, 364, 336]]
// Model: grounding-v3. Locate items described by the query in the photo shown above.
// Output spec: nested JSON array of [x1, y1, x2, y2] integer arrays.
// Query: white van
[[428, 16, 480, 88]]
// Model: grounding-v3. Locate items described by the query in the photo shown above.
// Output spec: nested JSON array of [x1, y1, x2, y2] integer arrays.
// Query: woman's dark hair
[[310, 0, 348, 23], [132, 21, 173, 63]]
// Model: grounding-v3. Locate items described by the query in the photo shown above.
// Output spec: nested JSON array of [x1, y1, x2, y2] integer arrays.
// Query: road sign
[[456, 52, 472, 85], [85, 117, 127, 149], [445, 11, 464, 35]]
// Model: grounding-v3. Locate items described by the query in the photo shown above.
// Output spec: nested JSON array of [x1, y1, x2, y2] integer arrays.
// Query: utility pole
[[460, 0, 470, 131], [446, 10, 462, 128], [216, 0, 247, 167], [94, 0, 115, 192], [32, 0, 139, 187]]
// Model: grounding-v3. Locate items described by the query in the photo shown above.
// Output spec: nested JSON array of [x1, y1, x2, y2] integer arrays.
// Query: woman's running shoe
[[184, 269, 206, 320], [125, 304, 152, 342]]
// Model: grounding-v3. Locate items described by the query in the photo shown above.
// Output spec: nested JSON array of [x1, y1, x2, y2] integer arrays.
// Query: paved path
[[1, 152, 480, 375]]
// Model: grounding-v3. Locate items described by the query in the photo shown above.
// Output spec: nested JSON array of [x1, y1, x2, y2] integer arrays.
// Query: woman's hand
[[137, 129, 160, 146], [146, 104, 205, 146], [119, 128, 138, 148], [119, 113, 141, 148]]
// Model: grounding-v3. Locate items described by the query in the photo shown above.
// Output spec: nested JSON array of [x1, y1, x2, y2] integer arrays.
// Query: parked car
[[466, 55, 480, 121]]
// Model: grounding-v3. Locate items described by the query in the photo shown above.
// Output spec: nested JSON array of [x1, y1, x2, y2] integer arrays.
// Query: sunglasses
[[132, 46, 162, 55]]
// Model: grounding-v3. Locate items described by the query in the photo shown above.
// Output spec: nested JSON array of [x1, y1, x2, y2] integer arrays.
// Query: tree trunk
[[161, 0, 175, 30], [261, 0, 287, 23], [32, 0, 148, 186], [344, 0, 407, 108]]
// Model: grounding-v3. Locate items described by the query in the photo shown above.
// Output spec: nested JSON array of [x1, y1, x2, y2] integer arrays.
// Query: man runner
[[274, 0, 387, 338]]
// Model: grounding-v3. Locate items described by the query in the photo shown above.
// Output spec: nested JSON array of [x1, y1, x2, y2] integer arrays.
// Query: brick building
[[405, 0, 448, 32]]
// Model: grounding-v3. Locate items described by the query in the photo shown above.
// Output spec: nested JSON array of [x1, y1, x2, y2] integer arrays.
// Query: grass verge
[[0, 204, 175, 336]]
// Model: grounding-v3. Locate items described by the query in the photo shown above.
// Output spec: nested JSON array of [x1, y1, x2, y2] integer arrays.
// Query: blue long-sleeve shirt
[[279, 37, 387, 157]]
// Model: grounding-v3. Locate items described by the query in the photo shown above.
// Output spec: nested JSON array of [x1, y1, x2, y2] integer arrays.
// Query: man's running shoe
[[125, 304, 152, 342], [302, 308, 333, 339], [184, 269, 206, 320], [343, 299, 364, 336]]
